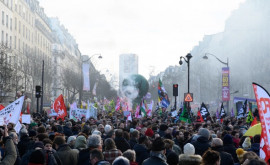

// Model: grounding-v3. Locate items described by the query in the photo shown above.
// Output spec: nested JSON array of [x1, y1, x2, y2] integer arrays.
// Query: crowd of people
[[0, 110, 267, 165]]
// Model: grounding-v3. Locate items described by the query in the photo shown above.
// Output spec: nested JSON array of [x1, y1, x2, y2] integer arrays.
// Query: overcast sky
[[39, 0, 245, 79]]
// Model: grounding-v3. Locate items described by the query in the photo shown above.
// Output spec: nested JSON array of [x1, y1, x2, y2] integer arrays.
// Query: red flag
[[196, 110, 204, 123], [252, 83, 270, 163], [250, 117, 258, 127], [0, 104, 5, 110], [53, 94, 67, 120]]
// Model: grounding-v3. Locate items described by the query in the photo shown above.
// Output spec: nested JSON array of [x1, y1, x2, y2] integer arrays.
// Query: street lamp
[[179, 53, 192, 111], [203, 53, 230, 113]]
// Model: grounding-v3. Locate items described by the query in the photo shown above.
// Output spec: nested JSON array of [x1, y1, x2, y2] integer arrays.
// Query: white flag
[[0, 96, 24, 125]]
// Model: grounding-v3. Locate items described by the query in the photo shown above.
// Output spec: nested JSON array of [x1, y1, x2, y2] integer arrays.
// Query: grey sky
[[39, 0, 245, 79]]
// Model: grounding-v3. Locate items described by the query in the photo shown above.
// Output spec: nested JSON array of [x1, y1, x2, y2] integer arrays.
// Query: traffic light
[[36, 85, 41, 98], [173, 84, 178, 96]]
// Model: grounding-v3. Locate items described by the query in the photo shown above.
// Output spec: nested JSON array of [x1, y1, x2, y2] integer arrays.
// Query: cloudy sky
[[39, 0, 245, 79]]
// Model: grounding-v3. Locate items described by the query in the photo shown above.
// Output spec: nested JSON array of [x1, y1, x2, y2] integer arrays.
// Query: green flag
[[246, 109, 254, 123], [140, 99, 147, 117], [179, 102, 191, 123]]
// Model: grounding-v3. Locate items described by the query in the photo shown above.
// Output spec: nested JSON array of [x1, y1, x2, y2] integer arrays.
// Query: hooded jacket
[[133, 144, 150, 165], [247, 143, 260, 156], [211, 146, 234, 165], [191, 136, 210, 156]]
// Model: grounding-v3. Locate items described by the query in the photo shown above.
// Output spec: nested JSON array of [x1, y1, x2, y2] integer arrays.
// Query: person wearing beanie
[[191, 128, 211, 156], [242, 137, 251, 150], [179, 154, 202, 165], [248, 135, 260, 156], [28, 149, 45, 165], [236, 148, 247, 164], [145, 128, 154, 138], [142, 137, 168, 165], [184, 143, 195, 155], [74, 135, 87, 152], [67, 136, 76, 149], [223, 134, 238, 163], [133, 136, 150, 165], [158, 124, 168, 137], [211, 138, 234, 165]]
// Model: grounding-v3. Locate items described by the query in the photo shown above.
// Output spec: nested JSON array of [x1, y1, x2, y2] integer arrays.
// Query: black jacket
[[17, 135, 34, 157], [223, 144, 238, 163], [142, 152, 168, 165], [191, 136, 210, 156], [248, 143, 260, 156], [133, 144, 150, 165], [63, 126, 73, 138], [77, 148, 91, 165], [211, 146, 234, 165], [114, 137, 130, 153], [129, 138, 138, 149]]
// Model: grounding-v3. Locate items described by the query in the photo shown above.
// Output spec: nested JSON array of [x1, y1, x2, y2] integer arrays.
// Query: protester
[[248, 134, 260, 156], [211, 138, 234, 165], [191, 128, 211, 156], [103, 138, 122, 164], [133, 136, 150, 165], [201, 149, 220, 165], [90, 148, 110, 165], [123, 149, 138, 165]]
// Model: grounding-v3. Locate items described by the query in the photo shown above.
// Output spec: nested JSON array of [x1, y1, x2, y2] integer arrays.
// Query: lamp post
[[203, 53, 230, 114], [179, 53, 193, 110], [79, 54, 102, 103]]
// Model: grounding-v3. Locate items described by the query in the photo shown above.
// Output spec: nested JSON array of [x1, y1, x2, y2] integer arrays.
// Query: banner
[[52, 94, 67, 120], [158, 79, 170, 108], [21, 114, 31, 124], [92, 82, 98, 96], [200, 102, 210, 121], [222, 67, 230, 101], [219, 103, 226, 119], [70, 108, 88, 121], [252, 83, 270, 163], [87, 104, 97, 119], [237, 100, 247, 119], [82, 63, 90, 91], [0, 96, 24, 124]]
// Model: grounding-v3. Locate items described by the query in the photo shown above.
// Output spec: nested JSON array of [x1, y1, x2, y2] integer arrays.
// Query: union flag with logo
[[53, 94, 67, 120]]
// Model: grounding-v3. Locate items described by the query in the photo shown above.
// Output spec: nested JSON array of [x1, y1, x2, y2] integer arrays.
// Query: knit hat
[[104, 124, 112, 134], [236, 148, 247, 163], [242, 137, 251, 150], [33, 141, 44, 150], [198, 128, 210, 139], [28, 150, 45, 164], [223, 134, 233, 145], [67, 136, 76, 144], [184, 143, 195, 155], [74, 135, 87, 149], [29, 130, 37, 137], [145, 128, 154, 137]]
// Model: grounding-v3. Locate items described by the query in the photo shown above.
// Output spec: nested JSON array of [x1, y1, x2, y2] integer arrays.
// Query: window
[[14, 17, 17, 30], [23, 24, 24, 37], [1, 31, 4, 44], [15, 4, 17, 12], [19, 5, 21, 15], [18, 39, 20, 52], [2, 11, 4, 25], [10, 36, 12, 48], [6, 33, 8, 46], [19, 21, 21, 33], [10, 0, 12, 10], [6, 15, 8, 27], [10, 18, 12, 30]]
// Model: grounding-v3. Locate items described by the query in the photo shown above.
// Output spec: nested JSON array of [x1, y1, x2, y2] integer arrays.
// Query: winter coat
[[54, 144, 78, 165], [0, 138, 17, 165], [45, 150, 61, 165], [223, 144, 238, 163], [94, 160, 110, 165], [133, 144, 150, 165], [77, 148, 91, 165], [63, 126, 73, 138], [211, 146, 234, 165], [17, 135, 34, 157], [142, 152, 168, 165], [129, 138, 138, 149], [248, 143, 260, 156], [191, 136, 210, 156], [178, 154, 202, 165], [14, 144, 21, 165], [114, 137, 130, 153]]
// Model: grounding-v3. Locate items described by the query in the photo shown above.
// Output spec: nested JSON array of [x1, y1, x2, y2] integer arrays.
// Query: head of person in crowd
[[81, 116, 86, 123], [123, 149, 136, 164], [33, 141, 45, 150], [104, 124, 112, 134], [179, 154, 202, 165], [242, 151, 260, 163], [88, 134, 102, 151], [30, 122, 38, 130], [28, 149, 45, 165], [36, 133, 49, 142], [140, 127, 147, 136], [198, 128, 210, 140], [9, 132, 19, 145], [242, 137, 251, 150], [223, 134, 233, 145], [167, 152, 179, 165], [236, 148, 247, 164], [112, 156, 130, 165], [164, 139, 174, 151], [37, 126, 46, 134], [67, 135, 76, 149], [53, 135, 65, 150], [151, 137, 166, 155], [145, 128, 154, 138], [104, 138, 117, 151], [211, 138, 223, 148], [139, 136, 151, 148], [115, 129, 124, 138], [90, 148, 110, 165], [74, 135, 87, 150], [184, 143, 195, 155], [130, 129, 139, 140], [7, 123, 15, 132], [98, 124, 105, 133], [43, 138, 53, 152], [201, 149, 220, 165]]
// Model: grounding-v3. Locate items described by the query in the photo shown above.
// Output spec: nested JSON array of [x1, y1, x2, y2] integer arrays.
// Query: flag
[[52, 94, 67, 120], [200, 102, 210, 121], [231, 107, 235, 117], [109, 100, 115, 112], [179, 102, 191, 123], [115, 97, 121, 111], [252, 83, 270, 163], [219, 103, 226, 119], [147, 100, 154, 117], [69, 102, 78, 121], [237, 99, 247, 119], [92, 82, 98, 96], [246, 109, 254, 123], [216, 108, 219, 119], [127, 111, 132, 121], [0, 104, 5, 110], [250, 117, 258, 127], [0, 96, 24, 124], [135, 105, 141, 118], [158, 79, 170, 108], [140, 99, 147, 117], [196, 110, 204, 123], [26, 102, 30, 114]]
